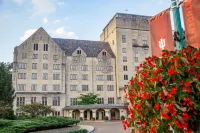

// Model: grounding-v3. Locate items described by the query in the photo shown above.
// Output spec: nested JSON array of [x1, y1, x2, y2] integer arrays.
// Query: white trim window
[[70, 85, 78, 91]]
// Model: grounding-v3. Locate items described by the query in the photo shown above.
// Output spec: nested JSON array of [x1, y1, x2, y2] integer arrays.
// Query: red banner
[[182, 0, 200, 49], [149, 9, 174, 57]]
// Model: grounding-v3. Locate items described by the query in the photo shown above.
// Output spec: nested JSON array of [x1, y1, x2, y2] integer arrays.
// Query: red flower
[[168, 69, 177, 75], [188, 88, 192, 94], [141, 71, 148, 78], [184, 129, 193, 133], [170, 88, 177, 95], [174, 120, 182, 128], [154, 104, 160, 111], [148, 127, 157, 133], [160, 112, 171, 120], [182, 113, 190, 121], [185, 82, 190, 87]]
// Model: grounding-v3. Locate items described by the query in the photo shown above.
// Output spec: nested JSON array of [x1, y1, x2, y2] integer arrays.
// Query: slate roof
[[63, 104, 127, 110], [52, 38, 115, 58]]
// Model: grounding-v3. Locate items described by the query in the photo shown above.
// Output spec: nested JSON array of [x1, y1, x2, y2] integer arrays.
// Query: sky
[[0, 0, 172, 62]]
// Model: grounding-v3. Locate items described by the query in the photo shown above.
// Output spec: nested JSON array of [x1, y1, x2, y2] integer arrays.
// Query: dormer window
[[102, 52, 106, 56], [77, 50, 81, 55]]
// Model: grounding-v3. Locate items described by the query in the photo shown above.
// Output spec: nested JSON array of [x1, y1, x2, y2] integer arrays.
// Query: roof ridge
[[52, 38, 107, 43]]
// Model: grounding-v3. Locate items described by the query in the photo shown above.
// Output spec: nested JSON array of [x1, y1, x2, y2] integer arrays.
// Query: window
[[108, 98, 114, 104], [98, 98, 104, 104], [81, 57, 86, 61], [53, 55, 58, 60], [102, 52, 107, 56], [32, 54, 38, 59], [96, 75, 103, 81], [98, 58, 103, 62], [53, 74, 60, 80], [42, 97, 47, 106], [42, 63, 48, 70], [16, 97, 25, 106], [18, 63, 27, 69], [32, 63, 37, 69], [31, 84, 37, 91], [134, 48, 138, 54], [53, 111, 60, 116], [70, 85, 77, 91], [124, 85, 129, 88], [53, 85, 60, 91], [107, 75, 113, 81], [53, 64, 60, 70], [122, 48, 127, 53], [81, 65, 88, 71], [18, 73, 26, 79], [123, 56, 127, 62], [43, 54, 48, 60], [22, 53, 27, 59], [144, 48, 148, 54], [97, 85, 103, 91], [31, 97, 36, 103], [122, 35, 126, 43], [107, 85, 114, 91], [132, 39, 137, 45], [17, 84, 26, 91], [107, 66, 113, 72], [77, 50, 81, 55], [43, 44, 48, 51], [123, 66, 128, 71], [34, 44, 38, 51], [52, 97, 60, 106], [42, 84, 48, 91], [135, 57, 139, 62], [32, 73, 37, 80], [82, 74, 88, 80], [124, 75, 128, 80], [96, 66, 103, 71], [82, 85, 89, 91], [135, 66, 138, 71], [72, 56, 78, 61], [70, 74, 78, 80], [43, 73, 48, 80], [70, 98, 77, 106], [143, 40, 147, 46], [70, 65, 78, 70]]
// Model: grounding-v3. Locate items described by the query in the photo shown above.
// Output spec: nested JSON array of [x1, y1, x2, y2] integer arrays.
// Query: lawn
[[0, 116, 80, 133]]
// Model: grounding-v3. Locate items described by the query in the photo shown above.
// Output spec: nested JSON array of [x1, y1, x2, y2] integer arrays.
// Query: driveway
[[83, 121, 132, 133]]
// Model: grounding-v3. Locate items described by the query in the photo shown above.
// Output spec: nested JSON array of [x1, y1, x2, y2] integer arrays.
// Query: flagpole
[[171, 0, 185, 50]]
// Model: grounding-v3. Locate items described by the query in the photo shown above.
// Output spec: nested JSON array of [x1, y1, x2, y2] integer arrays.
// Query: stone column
[[105, 109, 111, 120], [99, 111, 102, 120], [69, 110, 72, 118], [80, 110, 84, 119], [87, 110, 90, 120], [92, 109, 97, 120]]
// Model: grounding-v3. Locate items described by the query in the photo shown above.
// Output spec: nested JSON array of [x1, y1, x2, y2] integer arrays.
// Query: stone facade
[[12, 13, 151, 119]]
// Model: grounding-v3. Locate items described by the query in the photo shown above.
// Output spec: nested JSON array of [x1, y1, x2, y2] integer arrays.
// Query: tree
[[77, 93, 100, 105], [19, 102, 54, 117], [123, 46, 200, 132], [0, 62, 15, 119]]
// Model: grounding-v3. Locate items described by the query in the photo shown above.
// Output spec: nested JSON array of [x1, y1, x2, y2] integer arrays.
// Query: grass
[[0, 116, 80, 133]]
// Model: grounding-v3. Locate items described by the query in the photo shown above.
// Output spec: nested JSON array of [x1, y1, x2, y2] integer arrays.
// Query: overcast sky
[[0, 0, 171, 62]]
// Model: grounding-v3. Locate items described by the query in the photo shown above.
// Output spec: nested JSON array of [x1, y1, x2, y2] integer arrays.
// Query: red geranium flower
[[154, 104, 160, 111]]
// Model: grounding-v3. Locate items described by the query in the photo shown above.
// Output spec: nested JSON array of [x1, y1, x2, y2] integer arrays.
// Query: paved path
[[83, 121, 132, 133]]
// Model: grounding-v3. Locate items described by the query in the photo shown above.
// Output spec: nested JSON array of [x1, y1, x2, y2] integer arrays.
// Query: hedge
[[67, 129, 88, 133], [0, 117, 80, 133]]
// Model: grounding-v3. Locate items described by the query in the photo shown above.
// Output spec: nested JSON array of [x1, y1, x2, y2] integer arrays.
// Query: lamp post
[[171, 0, 185, 50]]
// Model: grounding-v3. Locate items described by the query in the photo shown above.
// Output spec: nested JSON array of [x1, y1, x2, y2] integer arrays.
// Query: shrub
[[123, 46, 200, 132], [80, 117, 83, 121], [120, 115, 125, 120], [67, 129, 88, 133], [0, 116, 80, 133], [0, 119, 12, 127], [104, 116, 108, 120]]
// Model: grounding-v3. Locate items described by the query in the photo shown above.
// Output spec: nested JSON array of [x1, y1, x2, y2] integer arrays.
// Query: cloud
[[64, 17, 68, 20], [43, 17, 48, 24], [57, 1, 64, 6], [53, 19, 61, 24], [32, 0, 56, 15], [52, 27, 78, 39], [13, 0, 24, 5], [20, 29, 37, 41]]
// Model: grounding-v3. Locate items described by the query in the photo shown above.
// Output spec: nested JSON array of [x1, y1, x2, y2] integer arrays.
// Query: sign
[[182, 0, 200, 49], [149, 9, 174, 57]]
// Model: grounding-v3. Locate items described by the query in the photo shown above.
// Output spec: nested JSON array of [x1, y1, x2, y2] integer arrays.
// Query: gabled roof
[[52, 38, 115, 58]]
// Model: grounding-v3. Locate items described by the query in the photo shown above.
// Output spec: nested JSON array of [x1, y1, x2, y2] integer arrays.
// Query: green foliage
[[0, 62, 14, 119], [77, 93, 99, 105], [121, 115, 125, 120], [80, 117, 83, 121], [67, 129, 88, 133], [0, 116, 80, 133], [19, 102, 54, 117]]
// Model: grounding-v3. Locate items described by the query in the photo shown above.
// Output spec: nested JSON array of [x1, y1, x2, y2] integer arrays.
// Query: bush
[[80, 117, 83, 121], [123, 46, 200, 132], [121, 115, 125, 120], [0, 119, 12, 127], [67, 129, 88, 133], [104, 116, 108, 120], [0, 116, 80, 133]]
